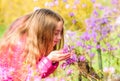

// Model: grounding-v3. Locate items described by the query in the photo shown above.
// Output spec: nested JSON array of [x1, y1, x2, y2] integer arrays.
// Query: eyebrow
[[54, 30, 62, 33], [55, 28, 63, 31], [55, 30, 61, 31]]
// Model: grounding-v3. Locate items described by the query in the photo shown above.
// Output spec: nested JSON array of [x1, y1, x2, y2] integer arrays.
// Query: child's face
[[53, 21, 63, 46]]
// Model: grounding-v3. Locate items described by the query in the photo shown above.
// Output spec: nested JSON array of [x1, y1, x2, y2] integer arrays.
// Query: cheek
[[53, 36, 55, 41], [53, 37, 57, 42], [53, 34, 57, 40]]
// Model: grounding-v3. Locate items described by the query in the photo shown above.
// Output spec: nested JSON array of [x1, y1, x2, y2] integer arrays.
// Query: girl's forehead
[[55, 21, 63, 30]]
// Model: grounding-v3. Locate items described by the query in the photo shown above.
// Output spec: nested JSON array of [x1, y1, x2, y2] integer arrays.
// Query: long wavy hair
[[0, 8, 64, 80]]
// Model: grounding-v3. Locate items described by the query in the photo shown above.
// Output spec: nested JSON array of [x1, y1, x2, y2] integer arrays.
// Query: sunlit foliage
[[0, 0, 93, 31]]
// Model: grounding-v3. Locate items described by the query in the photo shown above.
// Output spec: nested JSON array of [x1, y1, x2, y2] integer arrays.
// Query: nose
[[57, 34, 62, 40]]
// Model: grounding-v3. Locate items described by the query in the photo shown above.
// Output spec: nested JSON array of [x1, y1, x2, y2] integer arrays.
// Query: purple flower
[[54, 0, 59, 5], [101, 18, 108, 24], [76, 41, 85, 48], [76, 41, 83, 47], [85, 17, 96, 28], [63, 44, 74, 53], [62, 45, 77, 66], [78, 55, 86, 61], [66, 69, 73, 76], [61, 63, 67, 69], [112, 8, 119, 13], [91, 31, 97, 42], [93, 10, 99, 17], [94, 3, 104, 10], [66, 57, 76, 65], [102, 48, 107, 52], [106, 43, 117, 51], [69, 12, 75, 17], [110, 47, 117, 50], [72, 19, 77, 24], [111, 0, 118, 5], [80, 32, 91, 41], [96, 45, 101, 49], [63, 45, 69, 53], [91, 0, 96, 3], [86, 45, 93, 50], [89, 53, 95, 58], [106, 43, 111, 47], [67, 53, 78, 62], [62, 0, 67, 2]]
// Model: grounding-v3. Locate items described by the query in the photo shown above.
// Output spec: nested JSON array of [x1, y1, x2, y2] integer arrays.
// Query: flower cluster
[[61, 44, 87, 69], [0, 67, 14, 81]]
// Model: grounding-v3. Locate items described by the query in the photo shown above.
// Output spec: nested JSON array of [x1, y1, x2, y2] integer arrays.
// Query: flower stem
[[97, 42, 103, 79]]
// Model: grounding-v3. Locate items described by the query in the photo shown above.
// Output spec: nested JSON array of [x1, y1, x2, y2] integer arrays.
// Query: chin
[[53, 43, 56, 47]]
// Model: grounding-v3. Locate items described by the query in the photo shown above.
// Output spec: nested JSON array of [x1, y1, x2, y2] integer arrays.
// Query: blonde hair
[[0, 8, 64, 79], [25, 9, 64, 64]]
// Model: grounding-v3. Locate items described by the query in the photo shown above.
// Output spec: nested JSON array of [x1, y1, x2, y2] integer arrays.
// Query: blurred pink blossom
[[60, 78, 65, 81], [78, 55, 86, 61], [66, 69, 73, 76], [103, 67, 115, 74], [65, 4, 70, 9], [45, 77, 58, 81]]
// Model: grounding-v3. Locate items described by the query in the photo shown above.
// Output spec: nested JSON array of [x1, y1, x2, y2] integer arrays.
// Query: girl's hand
[[47, 50, 71, 62]]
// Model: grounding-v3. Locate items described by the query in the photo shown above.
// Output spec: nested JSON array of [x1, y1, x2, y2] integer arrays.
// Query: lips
[[54, 40, 59, 44], [54, 41, 58, 44]]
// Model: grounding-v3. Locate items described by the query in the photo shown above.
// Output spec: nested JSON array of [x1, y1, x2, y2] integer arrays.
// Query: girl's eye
[[54, 32, 59, 35], [54, 31, 62, 36]]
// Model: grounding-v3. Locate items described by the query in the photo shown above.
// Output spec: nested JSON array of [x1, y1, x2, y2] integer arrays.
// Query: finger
[[62, 52, 71, 55], [59, 50, 64, 54], [60, 53, 71, 58], [60, 55, 71, 61]]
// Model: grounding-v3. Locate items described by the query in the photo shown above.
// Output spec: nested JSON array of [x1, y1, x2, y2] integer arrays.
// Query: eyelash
[[54, 32, 59, 35], [54, 32, 62, 36]]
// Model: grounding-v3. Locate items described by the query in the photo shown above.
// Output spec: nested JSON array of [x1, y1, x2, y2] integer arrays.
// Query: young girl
[[0, 8, 71, 81]]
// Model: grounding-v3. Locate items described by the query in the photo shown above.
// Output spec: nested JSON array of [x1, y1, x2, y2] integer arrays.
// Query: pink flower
[[45, 77, 58, 81], [60, 63, 67, 69], [34, 76, 41, 81], [60, 78, 65, 81], [65, 4, 70, 9], [103, 67, 115, 75], [0, 67, 14, 80], [89, 53, 95, 58], [78, 55, 86, 61], [66, 69, 73, 76]]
